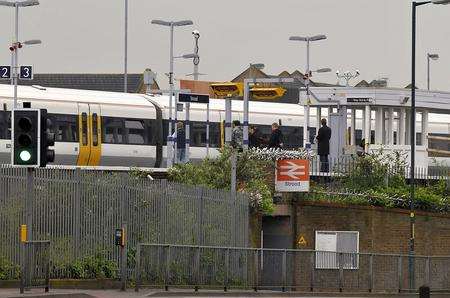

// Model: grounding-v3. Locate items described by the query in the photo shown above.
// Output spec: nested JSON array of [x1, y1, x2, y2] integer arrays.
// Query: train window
[[48, 114, 78, 142], [416, 133, 422, 146], [125, 119, 146, 145], [308, 127, 316, 145], [92, 113, 98, 146], [0, 111, 11, 140], [103, 117, 124, 144], [283, 126, 303, 149], [81, 113, 88, 146], [209, 122, 220, 148]]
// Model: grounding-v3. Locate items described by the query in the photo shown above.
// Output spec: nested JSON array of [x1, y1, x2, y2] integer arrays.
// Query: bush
[[0, 256, 19, 280], [168, 146, 280, 214], [67, 252, 117, 279]]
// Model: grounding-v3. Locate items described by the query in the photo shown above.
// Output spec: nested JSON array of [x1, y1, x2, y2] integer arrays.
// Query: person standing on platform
[[268, 123, 283, 149], [176, 121, 186, 163], [316, 118, 332, 172], [231, 120, 243, 151], [249, 126, 263, 148]]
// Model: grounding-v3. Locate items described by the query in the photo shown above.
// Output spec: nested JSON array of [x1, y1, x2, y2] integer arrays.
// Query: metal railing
[[20, 240, 50, 293], [135, 244, 450, 293], [0, 165, 249, 279]]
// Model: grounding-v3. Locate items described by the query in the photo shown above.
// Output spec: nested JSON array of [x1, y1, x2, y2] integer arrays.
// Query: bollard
[[419, 285, 430, 298]]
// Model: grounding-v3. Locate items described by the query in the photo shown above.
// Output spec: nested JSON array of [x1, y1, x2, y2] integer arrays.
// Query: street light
[[410, 0, 450, 289], [289, 34, 327, 149], [151, 19, 193, 167], [0, 0, 40, 110], [313, 67, 331, 73], [427, 53, 439, 90]]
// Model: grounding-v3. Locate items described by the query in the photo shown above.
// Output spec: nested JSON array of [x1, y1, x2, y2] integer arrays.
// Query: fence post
[[165, 245, 171, 291], [282, 249, 287, 292], [339, 252, 344, 292], [310, 252, 315, 292], [120, 223, 127, 291], [398, 256, 403, 293], [253, 249, 258, 292], [224, 248, 229, 292], [45, 241, 50, 293], [134, 244, 141, 292], [74, 168, 81, 259], [194, 246, 200, 292], [426, 257, 431, 287], [368, 254, 373, 293], [20, 241, 25, 294]]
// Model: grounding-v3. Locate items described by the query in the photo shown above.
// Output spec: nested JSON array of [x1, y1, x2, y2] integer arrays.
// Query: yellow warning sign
[[297, 235, 307, 247]]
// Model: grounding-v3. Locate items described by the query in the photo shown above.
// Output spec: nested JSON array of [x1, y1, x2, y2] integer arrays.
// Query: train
[[0, 84, 449, 168]]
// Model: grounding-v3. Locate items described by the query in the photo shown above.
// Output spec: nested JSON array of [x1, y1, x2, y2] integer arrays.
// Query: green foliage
[[67, 252, 117, 279], [0, 256, 19, 280], [311, 148, 449, 212], [168, 146, 275, 214]]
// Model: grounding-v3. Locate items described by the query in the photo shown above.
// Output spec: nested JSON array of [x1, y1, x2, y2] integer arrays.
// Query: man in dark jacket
[[249, 126, 263, 148], [316, 118, 332, 172], [268, 123, 283, 149], [175, 121, 186, 163]]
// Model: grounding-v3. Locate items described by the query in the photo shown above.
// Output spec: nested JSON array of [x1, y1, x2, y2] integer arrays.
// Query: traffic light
[[40, 109, 55, 167], [12, 109, 39, 166], [210, 82, 243, 98], [12, 109, 55, 167], [250, 87, 286, 100]]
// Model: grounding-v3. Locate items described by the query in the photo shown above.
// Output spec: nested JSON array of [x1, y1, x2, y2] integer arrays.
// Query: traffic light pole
[[242, 78, 294, 150], [26, 167, 34, 241]]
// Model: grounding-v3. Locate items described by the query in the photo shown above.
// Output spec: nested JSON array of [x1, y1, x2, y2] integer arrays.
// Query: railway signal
[[40, 109, 55, 167], [12, 108, 55, 167], [12, 109, 39, 166], [250, 86, 286, 100]]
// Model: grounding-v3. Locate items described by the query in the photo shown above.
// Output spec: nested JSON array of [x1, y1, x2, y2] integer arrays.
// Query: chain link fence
[[135, 244, 450, 293], [0, 165, 249, 279]]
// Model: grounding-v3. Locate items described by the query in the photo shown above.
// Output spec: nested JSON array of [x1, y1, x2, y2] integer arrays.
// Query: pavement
[[0, 288, 449, 298]]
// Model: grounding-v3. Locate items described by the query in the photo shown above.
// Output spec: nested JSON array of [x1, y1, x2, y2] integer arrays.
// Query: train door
[[77, 103, 102, 166], [88, 104, 101, 166]]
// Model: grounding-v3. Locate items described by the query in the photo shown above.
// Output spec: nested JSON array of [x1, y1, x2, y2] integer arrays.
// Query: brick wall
[[294, 201, 450, 255]]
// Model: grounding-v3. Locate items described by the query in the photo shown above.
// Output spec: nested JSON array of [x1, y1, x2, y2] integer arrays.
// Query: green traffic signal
[[19, 150, 32, 162]]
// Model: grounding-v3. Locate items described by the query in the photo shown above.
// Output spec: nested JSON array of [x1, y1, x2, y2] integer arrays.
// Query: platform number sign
[[19, 66, 33, 80], [0, 66, 11, 80]]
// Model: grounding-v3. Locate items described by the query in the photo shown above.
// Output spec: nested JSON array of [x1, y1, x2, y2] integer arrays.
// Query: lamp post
[[124, 0, 128, 93], [289, 34, 326, 149], [427, 53, 439, 90], [151, 19, 193, 167], [410, 0, 450, 289], [173, 53, 198, 163], [0, 0, 40, 110]]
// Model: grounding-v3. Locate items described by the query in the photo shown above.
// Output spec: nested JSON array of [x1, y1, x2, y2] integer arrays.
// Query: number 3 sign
[[20, 66, 33, 80]]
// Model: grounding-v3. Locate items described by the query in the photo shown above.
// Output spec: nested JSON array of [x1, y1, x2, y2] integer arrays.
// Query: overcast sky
[[0, 0, 449, 91]]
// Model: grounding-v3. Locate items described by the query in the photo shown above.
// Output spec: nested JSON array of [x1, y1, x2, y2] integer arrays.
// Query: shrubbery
[[0, 256, 19, 280], [311, 149, 449, 212]]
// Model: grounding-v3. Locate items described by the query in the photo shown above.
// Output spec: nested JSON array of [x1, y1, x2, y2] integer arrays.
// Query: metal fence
[[309, 155, 450, 180], [0, 165, 249, 279], [135, 244, 450, 293], [20, 241, 50, 293]]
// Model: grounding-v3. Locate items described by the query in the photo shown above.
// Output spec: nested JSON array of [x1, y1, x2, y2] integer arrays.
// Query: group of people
[[232, 121, 284, 150], [174, 118, 332, 172]]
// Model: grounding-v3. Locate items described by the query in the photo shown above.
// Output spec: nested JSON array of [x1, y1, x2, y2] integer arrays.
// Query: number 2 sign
[[0, 66, 11, 80]]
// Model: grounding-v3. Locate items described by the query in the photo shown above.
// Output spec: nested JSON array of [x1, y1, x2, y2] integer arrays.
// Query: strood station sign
[[275, 159, 310, 192]]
